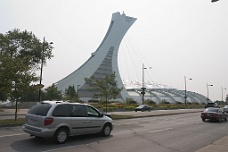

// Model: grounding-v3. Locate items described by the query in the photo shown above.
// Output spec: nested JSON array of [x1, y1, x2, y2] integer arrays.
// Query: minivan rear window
[[28, 104, 52, 116]]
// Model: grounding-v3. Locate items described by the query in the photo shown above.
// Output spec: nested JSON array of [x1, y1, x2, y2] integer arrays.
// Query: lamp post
[[141, 64, 151, 104], [184, 76, 192, 107], [38, 37, 53, 102], [221, 87, 226, 102], [206, 83, 213, 103], [141, 64, 146, 104]]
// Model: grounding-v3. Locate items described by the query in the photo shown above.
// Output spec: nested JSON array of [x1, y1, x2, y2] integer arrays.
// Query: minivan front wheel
[[54, 128, 69, 144], [101, 124, 111, 137]]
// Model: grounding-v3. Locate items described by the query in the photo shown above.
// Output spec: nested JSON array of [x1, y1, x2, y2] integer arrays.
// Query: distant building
[[55, 12, 210, 104], [55, 12, 136, 102], [124, 80, 209, 104]]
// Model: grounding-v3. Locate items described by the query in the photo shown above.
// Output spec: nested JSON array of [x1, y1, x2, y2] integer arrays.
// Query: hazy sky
[[1, 0, 227, 101]]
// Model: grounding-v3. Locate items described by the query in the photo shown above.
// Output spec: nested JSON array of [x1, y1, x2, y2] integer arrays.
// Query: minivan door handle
[[84, 120, 91, 123]]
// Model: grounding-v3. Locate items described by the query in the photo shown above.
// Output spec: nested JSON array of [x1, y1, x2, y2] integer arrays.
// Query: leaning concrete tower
[[55, 12, 137, 101]]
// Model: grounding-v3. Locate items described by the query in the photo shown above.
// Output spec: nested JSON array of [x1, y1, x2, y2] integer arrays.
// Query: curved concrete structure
[[126, 87, 211, 104], [124, 79, 211, 104], [55, 12, 137, 101]]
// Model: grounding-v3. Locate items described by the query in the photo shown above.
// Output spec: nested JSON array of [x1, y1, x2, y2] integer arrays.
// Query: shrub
[[145, 99, 156, 105], [125, 98, 137, 105]]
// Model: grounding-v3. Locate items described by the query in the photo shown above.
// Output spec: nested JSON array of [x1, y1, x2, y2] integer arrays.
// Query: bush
[[125, 98, 137, 105], [160, 100, 170, 105], [145, 99, 156, 105], [88, 100, 99, 103]]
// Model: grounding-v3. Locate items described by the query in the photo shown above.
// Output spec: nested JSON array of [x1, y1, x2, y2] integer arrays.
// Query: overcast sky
[[1, 0, 227, 101]]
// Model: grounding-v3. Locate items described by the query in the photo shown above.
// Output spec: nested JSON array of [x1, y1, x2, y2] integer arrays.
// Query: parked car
[[204, 102, 219, 108], [22, 101, 114, 144], [223, 105, 228, 113], [134, 105, 151, 112], [201, 107, 227, 122]]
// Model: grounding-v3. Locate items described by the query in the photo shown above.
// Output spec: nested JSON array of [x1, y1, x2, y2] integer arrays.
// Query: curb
[[112, 111, 201, 120]]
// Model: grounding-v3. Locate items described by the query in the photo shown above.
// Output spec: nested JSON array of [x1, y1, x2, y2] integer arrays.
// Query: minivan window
[[87, 106, 100, 117], [71, 105, 88, 117], [28, 104, 51, 116], [52, 104, 71, 117]]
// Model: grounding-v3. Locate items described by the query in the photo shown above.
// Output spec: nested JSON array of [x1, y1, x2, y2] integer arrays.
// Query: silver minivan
[[22, 101, 114, 144]]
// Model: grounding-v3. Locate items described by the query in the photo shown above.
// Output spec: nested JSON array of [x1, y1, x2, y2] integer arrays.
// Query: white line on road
[[115, 122, 138, 126], [149, 128, 173, 133], [0, 133, 27, 138], [41, 146, 78, 152]]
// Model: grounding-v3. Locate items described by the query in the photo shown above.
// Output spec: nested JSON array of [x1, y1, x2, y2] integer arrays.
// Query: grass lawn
[[0, 118, 25, 126]]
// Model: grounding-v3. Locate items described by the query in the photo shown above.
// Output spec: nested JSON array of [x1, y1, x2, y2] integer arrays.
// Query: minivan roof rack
[[39, 100, 68, 104]]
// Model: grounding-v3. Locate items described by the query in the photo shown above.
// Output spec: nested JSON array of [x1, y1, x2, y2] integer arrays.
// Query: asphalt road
[[1, 112, 228, 152]]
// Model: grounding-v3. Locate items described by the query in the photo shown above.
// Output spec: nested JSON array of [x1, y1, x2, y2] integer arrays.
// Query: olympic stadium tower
[[55, 12, 136, 102]]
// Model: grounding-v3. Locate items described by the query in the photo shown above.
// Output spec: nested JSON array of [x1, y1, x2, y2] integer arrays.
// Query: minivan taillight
[[44, 117, 54, 126]]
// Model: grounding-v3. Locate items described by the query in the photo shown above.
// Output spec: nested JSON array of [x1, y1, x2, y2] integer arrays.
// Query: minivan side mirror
[[99, 113, 104, 117]]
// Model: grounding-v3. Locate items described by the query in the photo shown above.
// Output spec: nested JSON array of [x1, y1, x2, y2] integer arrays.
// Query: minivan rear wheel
[[54, 128, 69, 144], [101, 124, 111, 137]]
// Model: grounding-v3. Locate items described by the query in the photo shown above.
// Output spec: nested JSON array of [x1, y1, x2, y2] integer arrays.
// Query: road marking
[[149, 128, 173, 133], [0, 133, 27, 138], [41, 146, 77, 152], [115, 122, 138, 126]]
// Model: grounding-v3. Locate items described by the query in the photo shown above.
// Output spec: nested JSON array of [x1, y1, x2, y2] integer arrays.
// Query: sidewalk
[[109, 109, 203, 118], [0, 108, 228, 151], [196, 135, 228, 152]]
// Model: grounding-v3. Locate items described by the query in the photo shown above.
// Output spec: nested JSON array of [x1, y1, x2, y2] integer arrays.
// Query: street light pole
[[184, 76, 192, 107], [221, 87, 226, 102], [38, 37, 53, 102], [141, 64, 146, 104], [141, 64, 151, 104], [206, 83, 213, 103], [38, 37, 45, 102]]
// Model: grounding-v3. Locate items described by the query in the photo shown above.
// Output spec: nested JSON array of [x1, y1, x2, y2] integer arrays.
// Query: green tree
[[64, 85, 79, 102], [43, 84, 62, 100], [20, 88, 39, 102], [0, 29, 53, 101], [85, 72, 122, 113], [125, 97, 137, 105], [0, 29, 53, 120]]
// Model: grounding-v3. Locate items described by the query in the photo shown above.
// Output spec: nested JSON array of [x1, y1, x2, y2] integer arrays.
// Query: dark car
[[223, 105, 228, 113], [201, 107, 227, 122], [134, 105, 151, 112]]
